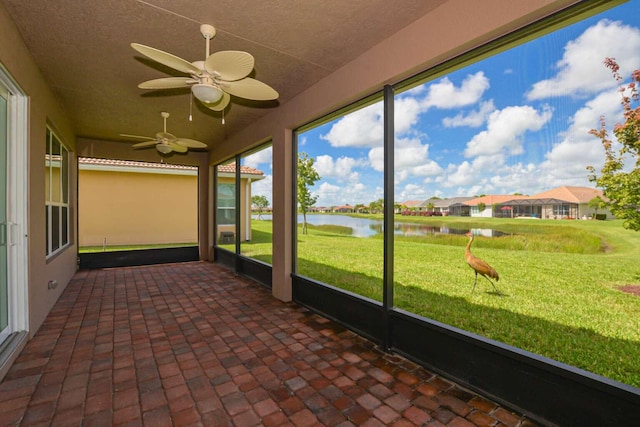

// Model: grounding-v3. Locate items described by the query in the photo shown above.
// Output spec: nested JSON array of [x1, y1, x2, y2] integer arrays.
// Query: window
[[291, 0, 640, 390], [215, 160, 238, 248], [240, 144, 273, 264], [553, 204, 570, 216], [45, 127, 69, 256], [217, 183, 236, 225], [390, 0, 640, 389], [295, 95, 384, 301]]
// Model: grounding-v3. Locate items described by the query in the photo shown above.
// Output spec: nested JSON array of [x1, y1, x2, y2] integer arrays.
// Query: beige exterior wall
[[79, 169, 198, 247]]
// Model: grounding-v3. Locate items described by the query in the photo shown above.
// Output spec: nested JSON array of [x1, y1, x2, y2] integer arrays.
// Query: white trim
[[1, 65, 29, 336]]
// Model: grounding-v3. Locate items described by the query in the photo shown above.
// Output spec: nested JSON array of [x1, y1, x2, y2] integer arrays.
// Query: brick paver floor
[[0, 261, 541, 426]]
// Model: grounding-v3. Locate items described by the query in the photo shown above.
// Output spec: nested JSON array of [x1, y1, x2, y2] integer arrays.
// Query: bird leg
[[483, 276, 500, 294], [472, 272, 478, 292]]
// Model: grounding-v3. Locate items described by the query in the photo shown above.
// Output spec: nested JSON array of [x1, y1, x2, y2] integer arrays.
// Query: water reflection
[[254, 214, 507, 238]]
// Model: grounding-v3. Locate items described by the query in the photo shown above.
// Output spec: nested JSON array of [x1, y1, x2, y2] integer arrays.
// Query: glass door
[[0, 83, 8, 342]]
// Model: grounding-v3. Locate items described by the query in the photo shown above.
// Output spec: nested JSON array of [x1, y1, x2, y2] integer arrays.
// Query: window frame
[[45, 126, 70, 258]]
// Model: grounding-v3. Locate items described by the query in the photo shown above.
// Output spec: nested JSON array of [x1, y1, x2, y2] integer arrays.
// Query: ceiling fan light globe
[[156, 144, 172, 154], [192, 84, 223, 104]]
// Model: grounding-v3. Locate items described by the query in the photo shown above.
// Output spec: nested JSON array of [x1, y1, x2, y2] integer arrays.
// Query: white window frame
[[45, 126, 70, 258]]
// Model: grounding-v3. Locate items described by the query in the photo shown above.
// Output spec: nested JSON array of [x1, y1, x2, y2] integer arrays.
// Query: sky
[[246, 1, 640, 208]]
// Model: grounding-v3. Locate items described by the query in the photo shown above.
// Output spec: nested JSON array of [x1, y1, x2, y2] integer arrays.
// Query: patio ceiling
[[1, 0, 445, 153]]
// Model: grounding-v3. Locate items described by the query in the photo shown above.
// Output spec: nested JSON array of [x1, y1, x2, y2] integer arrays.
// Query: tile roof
[[530, 186, 605, 203], [465, 194, 529, 206], [79, 157, 197, 171], [216, 162, 264, 176], [79, 158, 265, 176]]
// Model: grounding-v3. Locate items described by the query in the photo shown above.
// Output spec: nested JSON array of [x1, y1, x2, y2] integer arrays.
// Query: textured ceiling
[[2, 0, 445, 152]]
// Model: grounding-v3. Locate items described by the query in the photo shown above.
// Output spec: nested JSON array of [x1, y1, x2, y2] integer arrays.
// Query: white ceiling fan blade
[[132, 140, 159, 148], [222, 78, 279, 100], [205, 51, 254, 81], [202, 92, 231, 111], [168, 142, 188, 153], [138, 77, 195, 90], [120, 133, 154, 140], [131, 43, 201, 75], [175, 138, 207, 149], [156, 132, 177, 141]]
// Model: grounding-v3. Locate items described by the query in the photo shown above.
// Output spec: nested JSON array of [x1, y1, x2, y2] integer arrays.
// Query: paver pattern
[[0, 261, 541, 426]]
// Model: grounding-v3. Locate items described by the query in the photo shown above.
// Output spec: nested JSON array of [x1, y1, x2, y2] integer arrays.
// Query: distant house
[[438, 197, 474, 216], [466, 195, 529, 218], [333, 205, 355, 213], [499, 186, 610, 219], [398, 200, 423, 212]]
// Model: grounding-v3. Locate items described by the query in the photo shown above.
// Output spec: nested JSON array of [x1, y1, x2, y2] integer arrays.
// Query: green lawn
[[244, 217, 640, 388], [79, 242, 197, 253]]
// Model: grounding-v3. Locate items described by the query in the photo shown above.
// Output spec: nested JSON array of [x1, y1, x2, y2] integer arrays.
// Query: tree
[[297, 152, 320, 235], [252, 195, 269, 220], [587, 58, 640, 231], [588, 196, 606, 218], [368, 198, 384, 214]]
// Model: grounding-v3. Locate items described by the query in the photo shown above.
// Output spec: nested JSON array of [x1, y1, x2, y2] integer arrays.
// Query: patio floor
[[0, 261, 540, 426]]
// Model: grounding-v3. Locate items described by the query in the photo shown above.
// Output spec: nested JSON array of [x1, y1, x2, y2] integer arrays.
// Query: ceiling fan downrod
[[200, 24, 216, 58]]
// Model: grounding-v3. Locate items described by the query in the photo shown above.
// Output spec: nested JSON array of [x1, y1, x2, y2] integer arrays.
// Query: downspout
[[246, 177, 252, 241]]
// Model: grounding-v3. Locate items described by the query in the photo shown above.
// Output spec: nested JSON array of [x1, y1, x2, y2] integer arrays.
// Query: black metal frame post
[[382, 84, 394, 351]]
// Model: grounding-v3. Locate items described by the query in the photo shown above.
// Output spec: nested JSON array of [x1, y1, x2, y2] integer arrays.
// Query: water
[[253, 214, 505, 238]]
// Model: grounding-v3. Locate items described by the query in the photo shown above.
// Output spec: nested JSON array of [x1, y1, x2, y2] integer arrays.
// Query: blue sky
[[247, 1, 640, 207]]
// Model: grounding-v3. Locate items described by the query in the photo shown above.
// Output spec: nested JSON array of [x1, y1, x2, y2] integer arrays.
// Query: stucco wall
[[1, 3, 78, 337]]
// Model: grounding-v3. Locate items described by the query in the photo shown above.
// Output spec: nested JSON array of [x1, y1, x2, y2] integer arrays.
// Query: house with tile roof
[[78, 158, 264, 248], [465, 194, 530, 218], [500, 186, 610, 219]]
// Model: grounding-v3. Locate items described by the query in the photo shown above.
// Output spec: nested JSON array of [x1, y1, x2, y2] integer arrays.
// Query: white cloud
[[369, 137, 443, 181], [242, 146, 272, 169], [321, 103, 383, 148], [442, 100, 496, 128], [394, 96, 423, 134], [440, 161, 479, 188], [314, 154, 364, 181], [464, 105, 553, 157], [397, 183, 429, 201], [538, 89, 623, 185], [421, 71, 490, 109], [526, 19, 640, 100], [251, 174, 272, 205], [315, 180, 374, 206]]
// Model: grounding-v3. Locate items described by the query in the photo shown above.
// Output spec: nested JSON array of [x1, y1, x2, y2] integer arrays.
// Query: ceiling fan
[[131, 24, 278, 112], [121, 112, 207, 154]]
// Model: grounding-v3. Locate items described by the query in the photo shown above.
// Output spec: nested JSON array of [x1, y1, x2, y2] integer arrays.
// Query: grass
[[79, 242, 197, 253], [243, 217, 640, 388]]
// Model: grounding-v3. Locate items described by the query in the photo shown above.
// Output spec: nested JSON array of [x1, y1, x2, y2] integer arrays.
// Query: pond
[[253, 214, 506, 238]]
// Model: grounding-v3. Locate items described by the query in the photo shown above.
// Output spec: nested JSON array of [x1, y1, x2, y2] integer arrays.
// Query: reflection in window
[[216, 161, 237, 248], [295, 97, 384, 301], [45, 126, 69, 257], [217, 183, 236, 225]]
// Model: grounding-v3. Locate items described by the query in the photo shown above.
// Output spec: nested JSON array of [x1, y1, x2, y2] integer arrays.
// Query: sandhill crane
[[465, 232, 500, 293]]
